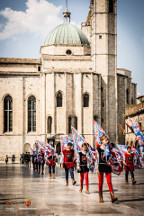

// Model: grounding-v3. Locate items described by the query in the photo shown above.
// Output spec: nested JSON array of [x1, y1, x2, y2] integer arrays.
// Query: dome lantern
[[63, 8, 71, 23], [63, 0, 71, 23]]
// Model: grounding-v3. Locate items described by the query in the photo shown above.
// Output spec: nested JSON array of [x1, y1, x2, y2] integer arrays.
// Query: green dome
[[44, 23, 89, 46]]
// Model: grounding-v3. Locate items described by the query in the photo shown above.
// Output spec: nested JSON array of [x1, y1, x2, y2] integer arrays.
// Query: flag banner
[[93, 121, 123, 175], [125, 122, 134, 133], [60, 135, 77, 164], [60, 135, 75, 152], [35, 142, 39, 155], [119, 123, 125, 135], [117, 144, 143, 168], [35, 140, 55, 157], [71, 127, 96, 172], [30, 147, 34, 155], [127, 118, 144, 147], [93, 120, 107, 147], [102, 144, 123, 175]]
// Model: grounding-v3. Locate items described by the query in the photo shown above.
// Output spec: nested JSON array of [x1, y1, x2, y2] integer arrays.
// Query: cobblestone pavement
[[0, 163, 144, 216]]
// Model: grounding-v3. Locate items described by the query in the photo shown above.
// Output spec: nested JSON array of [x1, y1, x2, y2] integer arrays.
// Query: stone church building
[[0, 0, 136, 160]]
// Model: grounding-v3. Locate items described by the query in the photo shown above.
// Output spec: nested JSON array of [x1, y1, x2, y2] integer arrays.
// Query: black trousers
[[33, 162, 38, 171], [38, 162, 44, 173], [125, 171, 134, 181]]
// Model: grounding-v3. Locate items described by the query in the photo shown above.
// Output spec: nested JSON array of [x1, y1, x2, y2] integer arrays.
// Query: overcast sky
[[0, 0, 144, 96]]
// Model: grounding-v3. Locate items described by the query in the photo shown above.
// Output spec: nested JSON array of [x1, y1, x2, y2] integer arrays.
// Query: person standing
[[77, 143, 90, 194], [12, 155, 15, 164], [47, 154, 57, 179], [38, 151, 45, 175], [5, 155, 8, 164], [95, 135, 118, 203], [124, 146, 136, 185], [62, 142, 76, 186]]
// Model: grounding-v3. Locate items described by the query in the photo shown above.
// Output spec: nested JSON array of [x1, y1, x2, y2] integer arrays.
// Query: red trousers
[[98, 172, 113, 193], [80, 172, 89, 187]]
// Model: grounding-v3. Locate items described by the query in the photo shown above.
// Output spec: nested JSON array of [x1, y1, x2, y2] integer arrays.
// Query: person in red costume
[[62, 142, 76, 186], [47, 154, 57, 179], [124, 146, 136, 185]]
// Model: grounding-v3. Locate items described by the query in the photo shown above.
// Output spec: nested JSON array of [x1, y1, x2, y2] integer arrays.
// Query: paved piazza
[[0, 163, 144, 216]]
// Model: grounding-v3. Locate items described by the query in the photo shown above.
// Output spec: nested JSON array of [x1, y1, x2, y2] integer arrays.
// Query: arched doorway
[[24, 143, 30, 153], [33, 143, 36, 150], [56, 142, 61, 155]]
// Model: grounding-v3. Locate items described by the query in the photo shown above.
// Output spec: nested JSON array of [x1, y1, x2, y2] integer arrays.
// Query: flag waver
[[117, 144, 143, 168], [71, 127, 96, 172], [93, 121, 123, 175]]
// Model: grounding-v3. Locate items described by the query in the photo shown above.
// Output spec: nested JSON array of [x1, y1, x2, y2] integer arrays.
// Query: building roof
[[0, 58, 40, 64], [125, 101, 144, 117], [44, 23, 90, 46], [137, 95, 144, 101]]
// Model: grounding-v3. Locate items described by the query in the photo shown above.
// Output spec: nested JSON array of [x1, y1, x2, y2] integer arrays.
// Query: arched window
[[126, 89, 129, 104], [135, 140, 139, 149], [56, 91, 62, 107], [56, 142, 61, 155], [83, 93, 89, 107], [68, 116, 72, 134], [4, 95, 13, 132], [130, 141, 133, 147], [94, 115, 98, 122], [109, 0, 113, 13], [28, 96, 36, 132], [126, 125, 129, 133], [47, 116, 52, 133], [74, 116, 78, 130], [131, 97, 134, 105]]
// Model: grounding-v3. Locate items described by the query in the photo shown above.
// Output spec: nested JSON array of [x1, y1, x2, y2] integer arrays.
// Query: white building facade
[[0, 0, 136, 160]]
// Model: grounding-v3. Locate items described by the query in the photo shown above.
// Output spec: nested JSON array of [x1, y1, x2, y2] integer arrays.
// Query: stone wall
[[117, 68, 137, 145], [0, 61, 42, 161], [40, 44, 91, 56]]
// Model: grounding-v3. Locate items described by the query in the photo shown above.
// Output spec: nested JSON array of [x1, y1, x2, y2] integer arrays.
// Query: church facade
[[0, 0, 136, 160]]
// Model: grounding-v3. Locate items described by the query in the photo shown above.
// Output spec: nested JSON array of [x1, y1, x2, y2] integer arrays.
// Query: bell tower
[[91, 0, 117, 142]]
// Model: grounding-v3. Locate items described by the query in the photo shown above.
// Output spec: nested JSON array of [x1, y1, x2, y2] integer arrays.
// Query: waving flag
[[102, 143, 112, 162], [93, 120, 106, 147], [125, 122, 134, 133], [30, 147, 34, 155], [71, 127, 96, 172], [108, 148, 123, 175], [35, 140, 55, 157], [71, 127, 85, 152], [93, 121, 123, 175], [127, 118, 144, 147], [35, 142, 39, 155], [71, 127, 96, 160], [60, 135, 75, 152]]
